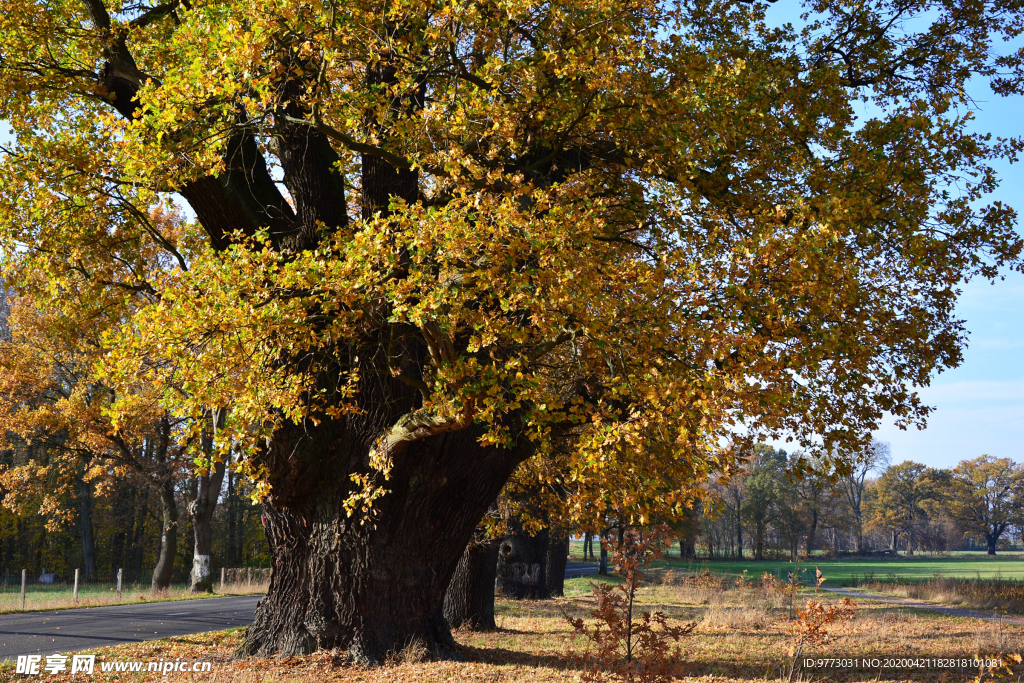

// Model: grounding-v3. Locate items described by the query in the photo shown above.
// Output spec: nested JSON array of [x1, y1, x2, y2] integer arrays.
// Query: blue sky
[[756, 3, 1024, 469], [868, 76, 1024, 469]]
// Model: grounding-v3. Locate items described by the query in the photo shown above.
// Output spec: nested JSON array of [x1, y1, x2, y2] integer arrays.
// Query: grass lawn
[[657, 555, 1024, 587], [569, 541, 1024, 586], [4, 575, 1017, 682]]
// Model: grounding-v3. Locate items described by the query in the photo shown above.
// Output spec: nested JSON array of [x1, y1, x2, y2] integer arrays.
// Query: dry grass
[[855, 575, 1024, 615], [0, 580, 268, 613], [2, 574, 1020, 683]]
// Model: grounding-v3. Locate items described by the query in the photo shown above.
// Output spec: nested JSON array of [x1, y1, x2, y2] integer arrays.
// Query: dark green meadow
[[569, 541, 1024, 587]]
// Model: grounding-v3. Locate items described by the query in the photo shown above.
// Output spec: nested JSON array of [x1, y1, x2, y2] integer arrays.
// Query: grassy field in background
[[660, 555, 1024, 586], [568, 540, 1024, 586]]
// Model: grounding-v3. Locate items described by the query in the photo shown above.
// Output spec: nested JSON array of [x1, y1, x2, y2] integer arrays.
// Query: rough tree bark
[[189, 410, 228, 593], [77, 477, 97, 580], [805, 508, 819, 555], [495, 529, 549, 599], [151, 479, 178, 592], [189, 460, 227, 592], [545, 534, 569, 597], [679, 536, 695, 560], [986, 529, 1002, 556], [238, 416, 527, 662], [443, 536, 501, 631]]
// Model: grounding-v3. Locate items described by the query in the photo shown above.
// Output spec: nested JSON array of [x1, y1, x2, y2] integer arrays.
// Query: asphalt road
[[0, 564, 603, 661], [0, 595, 262, 661], [564, 562, 600, 579]]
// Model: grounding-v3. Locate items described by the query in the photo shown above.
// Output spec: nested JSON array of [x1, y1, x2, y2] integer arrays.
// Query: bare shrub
[[565, 526, 697, 683], [784, 598, 856, 682]]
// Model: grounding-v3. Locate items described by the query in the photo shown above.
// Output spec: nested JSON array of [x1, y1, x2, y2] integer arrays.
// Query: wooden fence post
[[220, 567, 226, 591], [20, 569, 26, 610], [116, 568, 122, 600], [73, 568, 79, 603]]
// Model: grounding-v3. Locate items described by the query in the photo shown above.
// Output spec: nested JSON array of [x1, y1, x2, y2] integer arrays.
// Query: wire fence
[[0, 566, 268, 612]]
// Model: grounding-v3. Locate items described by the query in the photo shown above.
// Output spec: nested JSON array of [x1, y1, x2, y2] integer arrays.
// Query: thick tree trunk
[[805, 511, 819, 556], [78, 478, 97, 580], [131, 496, 147, 576], [443, 537, 500, 631], [151, 481, 178, 592], [735, 512, 743, 559], [226, 471, 239, 566], [987, 533, 998, 556], [495, 529, 550, 599], [238, 417, 526, 664], [189, 458, 227, 592], [598, 534, 609, 575], [189, 410, 227, 593], [679, 536, 695, 559], [545, 534, 569, 597]]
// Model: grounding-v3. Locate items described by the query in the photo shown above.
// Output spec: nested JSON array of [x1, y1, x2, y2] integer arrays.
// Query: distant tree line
[[687, 441, 1024, 559], [0, 449, 269, 585]]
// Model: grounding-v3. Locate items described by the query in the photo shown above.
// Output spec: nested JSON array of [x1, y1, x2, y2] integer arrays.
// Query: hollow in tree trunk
[[495, 528, 549, 599], [443, 535, 500, 631]]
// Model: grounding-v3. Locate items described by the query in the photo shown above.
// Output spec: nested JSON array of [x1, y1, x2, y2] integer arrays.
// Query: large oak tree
[[948, 455, 1022, 555], [1, 0, 1021, 664]]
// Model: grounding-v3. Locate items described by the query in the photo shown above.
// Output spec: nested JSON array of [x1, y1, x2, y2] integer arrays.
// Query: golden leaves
[[0, 0, 1021, 514]]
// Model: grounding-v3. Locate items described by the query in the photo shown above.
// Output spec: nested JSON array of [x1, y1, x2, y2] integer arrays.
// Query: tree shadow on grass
[[456, 643, 582, 672], [458, 642, 791, 682]]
